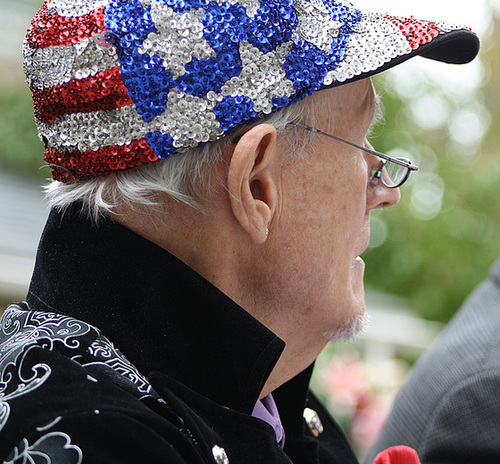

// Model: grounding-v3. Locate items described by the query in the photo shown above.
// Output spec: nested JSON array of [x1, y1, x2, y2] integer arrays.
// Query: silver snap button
[[212, 444, 229, 464], [303, 407, 324, 437]]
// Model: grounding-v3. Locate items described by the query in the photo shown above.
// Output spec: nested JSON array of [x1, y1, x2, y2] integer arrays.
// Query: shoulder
[[368, 270, 500, 463], [381, 277, 500, 432], [0, 304, 195, 464], [370, 365, 500, 463], [415, 369, 500, 463], [404, 271, 500, 394], [0, 303, 157, 402]]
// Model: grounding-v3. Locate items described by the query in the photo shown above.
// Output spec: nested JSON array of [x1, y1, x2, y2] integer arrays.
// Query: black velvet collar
[[27, 205, 285, 414]]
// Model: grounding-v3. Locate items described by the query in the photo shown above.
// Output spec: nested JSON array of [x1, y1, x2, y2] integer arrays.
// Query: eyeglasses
[[289, 122, 418, 188]]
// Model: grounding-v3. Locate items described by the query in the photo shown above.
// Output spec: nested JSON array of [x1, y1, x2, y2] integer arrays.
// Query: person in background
[[0, 0, 478, 462], [367, 257, 500, 464]]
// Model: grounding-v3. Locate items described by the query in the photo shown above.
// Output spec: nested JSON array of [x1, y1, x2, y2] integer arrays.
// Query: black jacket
[[0, 206, 358, 464]]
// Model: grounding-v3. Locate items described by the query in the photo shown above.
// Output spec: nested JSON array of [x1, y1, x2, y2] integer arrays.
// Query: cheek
[[283, 178, 365, 252], [279, 153, 369, 245]]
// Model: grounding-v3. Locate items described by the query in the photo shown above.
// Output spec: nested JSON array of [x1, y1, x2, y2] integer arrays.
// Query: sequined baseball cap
[[24, 0, 479, 182]]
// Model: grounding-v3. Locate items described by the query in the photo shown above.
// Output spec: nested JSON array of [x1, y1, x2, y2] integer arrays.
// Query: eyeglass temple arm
[[289, 122, 418, 172]]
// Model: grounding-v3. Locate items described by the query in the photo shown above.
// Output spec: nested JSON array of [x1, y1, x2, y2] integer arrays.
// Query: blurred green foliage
[[1, 4, 499, 324], [0, 81, 45, 179]]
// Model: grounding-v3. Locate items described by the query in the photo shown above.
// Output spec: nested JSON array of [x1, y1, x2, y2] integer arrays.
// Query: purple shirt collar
[[251, 394, 285, 448]]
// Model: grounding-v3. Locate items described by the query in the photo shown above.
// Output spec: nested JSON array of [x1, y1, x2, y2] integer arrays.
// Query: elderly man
[[0, 0, 478, 462]]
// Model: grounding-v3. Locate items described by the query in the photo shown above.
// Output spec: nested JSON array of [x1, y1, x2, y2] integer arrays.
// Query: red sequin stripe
[[33, 67, 132, 123], [44, 139, 159, 182], [26, 3, 106, 49], [384, 15, 444, 51]]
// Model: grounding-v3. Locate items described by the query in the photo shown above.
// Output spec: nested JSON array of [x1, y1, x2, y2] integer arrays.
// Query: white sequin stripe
[[23, 33, 120, 90], [220, 41, 296, 115], [47, 0, 109, 17], [433, 20, 469, 33], [36, 90, 223, 153], [35, 42, 299, 153], [36, 105, 142, 153], [323, 13, 412, 86]]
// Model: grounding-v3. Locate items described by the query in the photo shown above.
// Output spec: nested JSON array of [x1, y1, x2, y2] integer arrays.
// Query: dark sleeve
[[367, 371, 500, 464], [3, 411, 191, 464], [416, 371, 500, 464], [0, 347, 202, 464]]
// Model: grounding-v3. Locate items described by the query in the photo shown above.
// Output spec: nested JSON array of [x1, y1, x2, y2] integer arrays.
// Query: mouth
[[352, 256, 365, 268], [353, 241, 370, 266]]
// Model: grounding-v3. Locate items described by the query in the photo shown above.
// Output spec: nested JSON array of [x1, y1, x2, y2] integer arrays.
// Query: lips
[[352, 256, 365, 268], [353, 239, 370, 266]]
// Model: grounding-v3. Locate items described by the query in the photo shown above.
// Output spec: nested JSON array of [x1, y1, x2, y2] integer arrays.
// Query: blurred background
[[1, 0, 499, 459]]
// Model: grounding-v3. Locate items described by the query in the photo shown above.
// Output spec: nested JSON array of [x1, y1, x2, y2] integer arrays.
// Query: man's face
[[252, 79, 400, 346]]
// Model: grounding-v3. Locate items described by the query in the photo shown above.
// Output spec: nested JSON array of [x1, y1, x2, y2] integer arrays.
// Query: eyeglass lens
[[383, 158, 411, 187]]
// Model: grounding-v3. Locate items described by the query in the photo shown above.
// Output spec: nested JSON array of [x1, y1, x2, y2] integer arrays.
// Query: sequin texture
[[23, 0, 476, 181]]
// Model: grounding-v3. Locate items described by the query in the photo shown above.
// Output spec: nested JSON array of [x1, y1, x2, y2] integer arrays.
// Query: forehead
[[315, 79, 376, 130]]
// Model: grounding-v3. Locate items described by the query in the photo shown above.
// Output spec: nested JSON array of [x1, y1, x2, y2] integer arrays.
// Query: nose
[[368, 179, 401, 210], [364, 142, 401, 210]]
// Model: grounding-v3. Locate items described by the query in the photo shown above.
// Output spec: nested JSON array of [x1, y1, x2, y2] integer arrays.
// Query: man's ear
[[227, 124, 280, 245]]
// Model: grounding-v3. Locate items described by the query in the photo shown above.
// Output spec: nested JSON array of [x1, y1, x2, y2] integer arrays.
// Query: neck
[[113, 200, 326, 397]]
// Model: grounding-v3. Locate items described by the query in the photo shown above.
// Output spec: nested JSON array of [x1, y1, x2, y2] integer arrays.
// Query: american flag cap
[[24, 0, 479, 182]]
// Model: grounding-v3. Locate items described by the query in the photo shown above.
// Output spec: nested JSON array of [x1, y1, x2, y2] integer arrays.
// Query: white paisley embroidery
[[0, 347, 52, 431], [86, 336, 153, 397], [4, 431, 83, 464], [0, 306, 94, 432], [0, 304, 158, 435], [0, 307, 93, 359]]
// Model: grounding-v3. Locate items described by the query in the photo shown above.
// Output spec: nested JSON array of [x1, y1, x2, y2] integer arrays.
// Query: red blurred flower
[[374, 445, 421, 464]]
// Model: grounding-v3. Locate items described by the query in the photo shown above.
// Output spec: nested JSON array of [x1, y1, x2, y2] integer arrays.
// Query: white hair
[[44, 97, 319, 223], [325, 313, 371, 344]]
